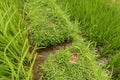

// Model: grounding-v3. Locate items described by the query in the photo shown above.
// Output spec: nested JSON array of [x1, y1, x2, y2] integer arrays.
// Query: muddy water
[[33, 41, 71, 80]]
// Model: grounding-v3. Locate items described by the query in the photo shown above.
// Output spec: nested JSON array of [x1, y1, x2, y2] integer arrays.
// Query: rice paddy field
[[0, 0, 120, 80]]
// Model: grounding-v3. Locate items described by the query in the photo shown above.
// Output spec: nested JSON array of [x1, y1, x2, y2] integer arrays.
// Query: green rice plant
[[40, 35, 111, 80], [57, 0, 120, 56], [0, 0, 35, 80], [26, 0, 74, 47]]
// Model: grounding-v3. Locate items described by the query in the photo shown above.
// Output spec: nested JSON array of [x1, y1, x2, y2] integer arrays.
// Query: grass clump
[[26, 0, 74, 47], [41, 36, 110, 80]]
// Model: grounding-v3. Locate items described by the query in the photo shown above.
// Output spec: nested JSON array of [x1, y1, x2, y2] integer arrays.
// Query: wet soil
[[33, 41, 72, 80]]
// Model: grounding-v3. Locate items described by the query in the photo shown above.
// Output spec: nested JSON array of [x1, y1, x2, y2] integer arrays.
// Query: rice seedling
[[0, 0, 35, 79], [57, 0, 120, 56]]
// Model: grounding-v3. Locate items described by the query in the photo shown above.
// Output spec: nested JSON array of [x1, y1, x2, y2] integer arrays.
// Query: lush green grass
[[26, 0, 111, 79], [1, 0, 120, 80], [57, 0, 120, 56], [40, 36, 110, 80], [0, 0, 35, 80], [56, 0, 120, 79], [26, 0, 74, 47]]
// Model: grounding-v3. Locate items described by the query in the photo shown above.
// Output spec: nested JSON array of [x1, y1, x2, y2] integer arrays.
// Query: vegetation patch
[[26, 0, 74, 47], [57, 0, 120, 56], [1, 0, 120, 80], [56, 0, 120, 79], [40, 37, 110, 80], [0, 0, 35, 79]]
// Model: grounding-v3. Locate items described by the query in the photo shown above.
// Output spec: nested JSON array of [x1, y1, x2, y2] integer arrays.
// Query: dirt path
[[33, 41, 72, 80]]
